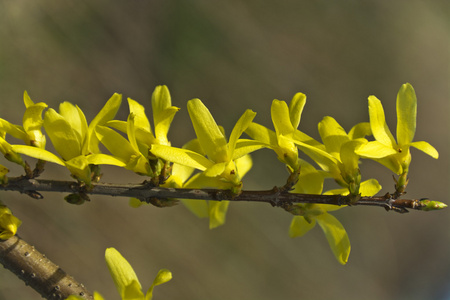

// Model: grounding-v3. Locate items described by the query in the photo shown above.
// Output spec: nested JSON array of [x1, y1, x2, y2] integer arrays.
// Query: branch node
[[269, 186, 282, 207], [24, 190, 43, 200], [147, 197, 179, 208], [384, 196, 410, 213]]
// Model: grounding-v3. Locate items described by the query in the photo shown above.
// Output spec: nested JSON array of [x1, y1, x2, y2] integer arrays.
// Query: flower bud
[[419, 199, 447, 211]]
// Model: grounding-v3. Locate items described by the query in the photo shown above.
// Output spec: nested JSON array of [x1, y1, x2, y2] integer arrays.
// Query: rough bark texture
[[0, 235, 93, 300]]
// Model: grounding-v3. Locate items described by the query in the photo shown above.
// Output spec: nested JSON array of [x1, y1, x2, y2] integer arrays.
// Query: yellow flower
[[151, 98, 260, 192], [356, 83, 438, 173], [0, 91, 47, 167], [355, 83, 438, 193], [288, 160, 381, 264], [98, 86, 180, 177], [0, 91, 47, 149], [151, 99, 261, 228], [291, 116, 375, 198], [13, 94, 124, 185], [245, 93, 308, 172], [105, 248, 172, 300], [0, 205, 22, 240]]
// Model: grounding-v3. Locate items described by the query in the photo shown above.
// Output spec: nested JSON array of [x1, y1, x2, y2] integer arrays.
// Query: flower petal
[[204, 162, 227, 177], [162, 140, 202, 188], [396, 83, 417, 146], [151, 144, 213, 171], [182, 174, 215, 218], [127, 114, 140, 154], [0, 119, 27, 141], [271, 100, 294, 136], [97, 125, 151, 175], [289, 216, 316, 238], [85, 93, 122, 154], [232, 139, 267, 161], [181, 199, 210, 218], [359, 179, 382, 196], [368, 96, 396, 147], [145, 269, 173, 300], [12, 145, 65, 166], [44, 108, 81, 160], [105, 248, 144, 299], [348, 122, 371, 140], [316, 213, 351, 265], [0, 205, 22, 240], [152, 86, 179, 146], [87, 153, 127, 167], [23, 91, 34, 108], [228, 109, 256, 158], [293, 130, 325, 150], [154, 107, 179, 146], [410, 141, 439, 159], [108, 120, 156, 147], [235, 154, 252, 178], [355, 141, 397, 159], [95, 125, 136, 160], [318, 116, 349, 159], [128, 98, 151, 132], [22, 100, 47, 147], [340, 139, 366, 174], [293, 139, 339, 174], [292, 159, 327, 195], [64, 155, 92, 183], [187, 99, 228, 162], [152, 85, 174, 119], [208, 200, 230, 229], [59, 102, 87, 145], [93, 292, 105, 300], [289, 93, 306, 130], [0, 138, 24, 166], [245, 122, 277, 146]]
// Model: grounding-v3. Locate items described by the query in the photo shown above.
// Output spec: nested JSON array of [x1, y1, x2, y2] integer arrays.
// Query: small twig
[[0, 177, 439, 212], [0, 235, 93, 300]]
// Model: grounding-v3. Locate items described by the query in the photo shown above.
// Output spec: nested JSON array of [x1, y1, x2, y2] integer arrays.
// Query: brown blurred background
[[1, 1, 449, 299]]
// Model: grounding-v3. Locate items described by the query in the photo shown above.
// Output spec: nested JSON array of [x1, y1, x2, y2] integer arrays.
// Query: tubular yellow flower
[[105, 248, 172, 300], [291, 117, 375, 198], [101, 86, 180, 179], [151, 99, 261, 228], [355, 83, 438, 194], [0, 91, 47, 149], [0, 92, 47, 169], [356, 83, 438, 174], [288, 160, 381, 264], [245, 93, 307, 172], [152, 98, 261, 191], [12, 94, 124, 185]]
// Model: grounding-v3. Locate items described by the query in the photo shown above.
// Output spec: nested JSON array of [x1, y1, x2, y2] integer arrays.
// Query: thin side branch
[[1, 177, 430, 212], [0, 235, 93, 300]]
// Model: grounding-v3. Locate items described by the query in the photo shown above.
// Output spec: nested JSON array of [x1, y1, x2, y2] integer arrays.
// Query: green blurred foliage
[[0, 1, 449, 299]]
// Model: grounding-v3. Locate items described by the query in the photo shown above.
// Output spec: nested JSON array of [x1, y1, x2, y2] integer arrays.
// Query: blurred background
[[0, 1, 449, 299]]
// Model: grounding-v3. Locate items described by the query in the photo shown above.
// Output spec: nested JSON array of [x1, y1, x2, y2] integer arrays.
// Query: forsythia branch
[[0, 234, 93, 300], [1, 176, 441, 213]]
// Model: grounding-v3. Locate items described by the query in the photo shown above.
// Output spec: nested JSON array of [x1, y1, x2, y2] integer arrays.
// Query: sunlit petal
[[289, 92, 306, 130], [396, 83, 417, 146], [410, 141, 439, 159], [289, 216, 316, 238], [368, 96, 396, 147], [316, 213, 351, 265], [187, 99, 228, 162]]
